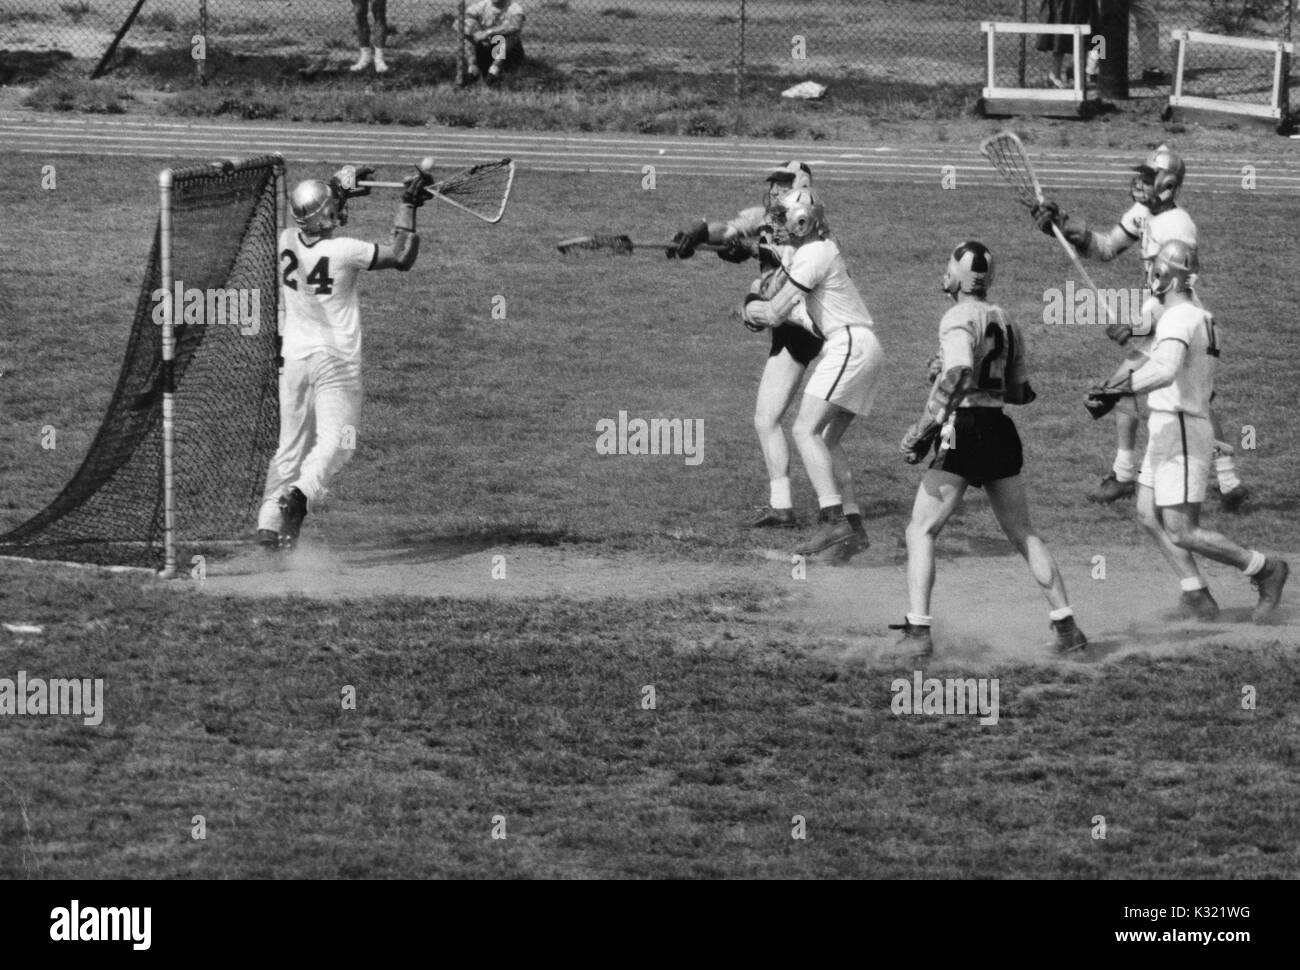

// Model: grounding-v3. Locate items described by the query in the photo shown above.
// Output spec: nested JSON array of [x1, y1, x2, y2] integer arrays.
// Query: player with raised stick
[[256, 161, 427, 552], [892, 242, 1087, 661], [1084, 240, 1288, 623], [736, 188, 882, 563], [1033, 145, 1249, 512], [671, 162, 866, 542]]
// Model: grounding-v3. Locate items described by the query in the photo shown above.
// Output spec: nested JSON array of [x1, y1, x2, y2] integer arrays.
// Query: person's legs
[[903, 469, 967, 618], [350, 0, 374, 70], [752, 350, 806, 523]]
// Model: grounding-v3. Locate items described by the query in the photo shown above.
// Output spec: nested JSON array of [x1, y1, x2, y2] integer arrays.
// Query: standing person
[[672, 162, 854, 540], [1131, 0, 1167, 84], [892, 242, 1087, 661], [463, 0, 526, 84], [738, 189, 883, 563], [1037, 0, 1098, 88], [1085, 240, 1288, 622], [350, 0, 389, 74], [257, 164, 425, 551], [1033, 145, 1249, 511]]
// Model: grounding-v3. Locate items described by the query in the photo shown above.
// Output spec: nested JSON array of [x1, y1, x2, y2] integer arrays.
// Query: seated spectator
[[463, 0, 526, 84]]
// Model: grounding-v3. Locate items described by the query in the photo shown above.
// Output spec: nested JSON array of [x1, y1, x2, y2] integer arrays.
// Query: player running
[[670, 162, 848, 535], [1033, 145, 1249, 512], [1085, 240, 1288, 623], [737, 189, 882, 562], [256, 163, 425, 551], [892, 242, 1087, 661]]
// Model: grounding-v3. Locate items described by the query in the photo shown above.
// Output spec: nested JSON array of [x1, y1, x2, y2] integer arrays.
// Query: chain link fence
[[1, 1, 1294, 109]]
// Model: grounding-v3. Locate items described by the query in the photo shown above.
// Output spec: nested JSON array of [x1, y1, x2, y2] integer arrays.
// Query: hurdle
[[1164, 30, 1294, 134], [978, 22, 1097, 119]]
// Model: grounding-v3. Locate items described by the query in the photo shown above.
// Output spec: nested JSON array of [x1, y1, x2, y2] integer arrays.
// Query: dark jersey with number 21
[[937, 301, 1027, 409]]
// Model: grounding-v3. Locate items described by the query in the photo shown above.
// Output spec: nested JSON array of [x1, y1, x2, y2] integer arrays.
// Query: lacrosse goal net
[[0, 154, 284, 576]]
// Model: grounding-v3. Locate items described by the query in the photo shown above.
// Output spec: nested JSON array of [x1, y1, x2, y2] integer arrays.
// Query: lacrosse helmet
[[290, 179, 344, 236], [1131, 145, 1185, 208], [769, 188, 825, 245], [764, 160, 814, 209], [1148, 239, 1198, 296], [942, 241, 995, 298]]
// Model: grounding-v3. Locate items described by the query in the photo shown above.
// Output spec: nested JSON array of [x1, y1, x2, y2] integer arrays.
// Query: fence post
[[456, 0, 466, 86], [735, 0, 746, 100], [197, 0, 207, 85], [1018, 0, 1027, 87]]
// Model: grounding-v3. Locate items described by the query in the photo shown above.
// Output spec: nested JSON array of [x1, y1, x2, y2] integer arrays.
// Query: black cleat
[[1049, 615, 1088, 654], [750, 506, 797, 529], [1219, 484, 1249, 513], [795, 518, 855, 557], [279, 487, 308, 552], [1087, 473, 1136, 504], [256, 529, 281, 554], [1179, 587, 1220, 621], [886, 620, 934, 663], [1251, 558, 1289, 623]]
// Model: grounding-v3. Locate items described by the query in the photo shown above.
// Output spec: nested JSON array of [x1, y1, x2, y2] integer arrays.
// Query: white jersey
[[938, 301, 1028, 409], [782, 239, 873, 337], [278, 229, 377, 363], [1119, 202, 1197, 268], [1146, 300, 1217, 418]]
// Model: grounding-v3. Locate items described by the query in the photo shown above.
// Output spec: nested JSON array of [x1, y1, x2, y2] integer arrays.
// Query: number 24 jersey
[[278, 230, 377, 363]]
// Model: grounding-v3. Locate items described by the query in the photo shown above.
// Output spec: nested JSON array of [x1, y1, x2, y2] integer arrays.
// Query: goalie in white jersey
[[1085, 240, 1288, 624], [256, 164, 424, 551], [1034, 145, 1249, 511], [893, 242, 1087, 660], [738, 188, 883, 562]]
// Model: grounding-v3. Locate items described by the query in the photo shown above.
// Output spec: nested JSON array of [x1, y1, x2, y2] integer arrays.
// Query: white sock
[[769, 476, 792, 510], [1243, 551, 1266, 577], [818, 494, 842, 510], [1049, 607, 1074, 622], [1215, 456, 1241, 493], [1113, 449, 1136, 483], [906, 613, 932, 628], [1179, 577, 1207, 592]]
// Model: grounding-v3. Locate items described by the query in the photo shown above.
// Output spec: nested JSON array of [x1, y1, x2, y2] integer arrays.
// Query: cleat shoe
[[256, 529, 281, 554], [373, 49, 389, 73], [1049, 615, 1088, 654], [795, 517, 855, 557], [817, 531, 868, 565], [751, 506, 797, 529], [279, 487, 308, 552], [1219, 484, 1249, 513], [349, 48, 373, 72], [1179, 587, 1220, 621], [1251, 558, 1289, 623], [1087, 473, 1136, 504], [886, 621, 934, 663]]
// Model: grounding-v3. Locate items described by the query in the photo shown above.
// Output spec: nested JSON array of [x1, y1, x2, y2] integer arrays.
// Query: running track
[[3, 112, 1300, 194]]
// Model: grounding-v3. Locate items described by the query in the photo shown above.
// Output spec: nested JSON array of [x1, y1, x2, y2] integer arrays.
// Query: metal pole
[[736, 0, 746, 101], [1018, 0, 1028, 87], [197, 0, 207, 85], [91, 0, 149, 78], [158, 168, 177, 580], [456, 0, 467, 85]]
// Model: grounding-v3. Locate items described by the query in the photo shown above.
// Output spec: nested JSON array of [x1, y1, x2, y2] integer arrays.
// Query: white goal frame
[[1168, 29, 1294, 126]]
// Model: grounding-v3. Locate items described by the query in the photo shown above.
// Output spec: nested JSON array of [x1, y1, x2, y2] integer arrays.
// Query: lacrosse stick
[[979, 130, 1118, 328], [556, 234, 731, 256], [360, 158, 514, 224]]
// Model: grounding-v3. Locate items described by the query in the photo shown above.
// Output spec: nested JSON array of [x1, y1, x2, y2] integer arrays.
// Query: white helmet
[[771, 187, 824, 244], [764, 160, 813, 209], [1131, 145, 1185, 209], [290, 179, 343, 236], [1148, 239, 1198, 296], [942, 241, 994, 298]]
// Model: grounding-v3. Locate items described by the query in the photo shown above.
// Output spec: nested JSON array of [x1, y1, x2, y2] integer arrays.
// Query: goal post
[[0, 154, 285, 576]]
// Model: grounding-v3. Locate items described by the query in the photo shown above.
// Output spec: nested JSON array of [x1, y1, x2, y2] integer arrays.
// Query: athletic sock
[[905, 613, 932, 628], [1243, 551, 1267, 577], [1112, 449, 1136, 483], [845, 512, 863, 531], [842, 501, 861, 518], [1180, 577, 1208, 592], [1049, 607, 1074, 622], [1215, 456, 1242, 493], [769, 476, 792, 510], [818, 497, 843, 514]]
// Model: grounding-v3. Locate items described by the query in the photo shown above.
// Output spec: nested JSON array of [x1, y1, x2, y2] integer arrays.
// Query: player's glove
[[669, 219, 709, 259], [717, 235, 752, 264], [1032, 199, 1061, 235], [757, 238, 781, 272], [1084, 385, 1126, 419], [1104, 321, 1133, 345], [330, 164, 375, 200], [900, 421, 940, 464], [401, 168, 430, 208], [924, 353, 943, 385]]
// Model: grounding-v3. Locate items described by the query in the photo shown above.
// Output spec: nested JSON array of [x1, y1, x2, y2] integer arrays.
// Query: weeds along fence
[[0, 0, 1294, 108]]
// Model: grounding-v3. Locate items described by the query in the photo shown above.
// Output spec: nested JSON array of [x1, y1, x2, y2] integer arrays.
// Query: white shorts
[[803, 325, 883, 416], [1139, 410, 1212, 506]]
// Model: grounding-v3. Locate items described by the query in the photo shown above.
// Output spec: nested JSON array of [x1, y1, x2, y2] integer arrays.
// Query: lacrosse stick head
[[979, 131, 1045, 210], [428, 158, 514, 224]]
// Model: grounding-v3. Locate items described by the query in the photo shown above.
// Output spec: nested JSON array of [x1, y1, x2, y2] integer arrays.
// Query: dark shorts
[[769, 322, 824, 367], [930, 408, 1023, 488]]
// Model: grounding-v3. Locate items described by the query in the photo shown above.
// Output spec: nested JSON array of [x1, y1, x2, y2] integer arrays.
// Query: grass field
[[1, 149, 1298, 878]]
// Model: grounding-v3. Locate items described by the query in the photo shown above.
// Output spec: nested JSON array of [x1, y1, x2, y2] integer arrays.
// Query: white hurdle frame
[[981, 22, 1092, 116], [1168, 29, 1294, 125]]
